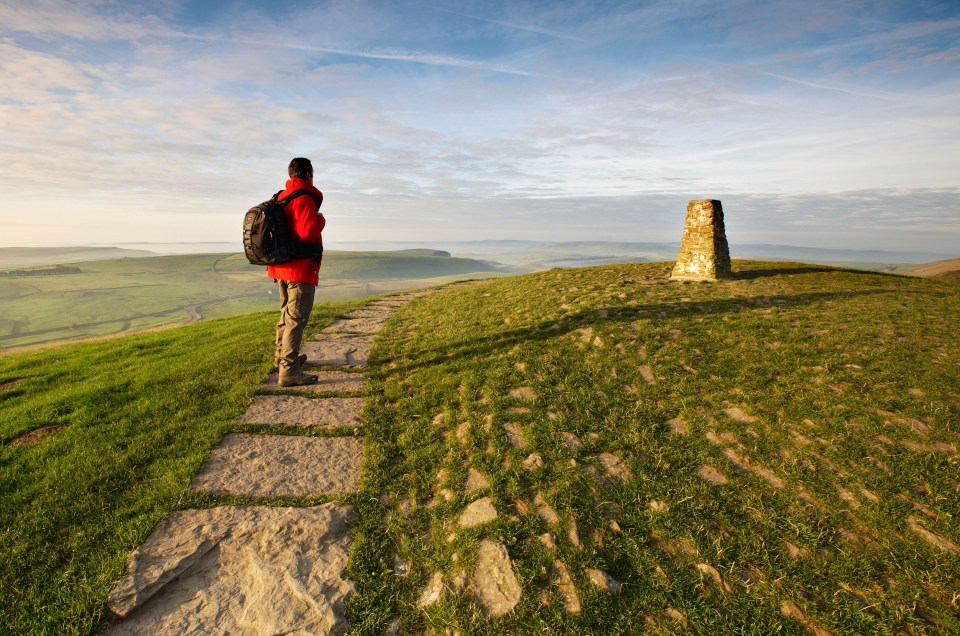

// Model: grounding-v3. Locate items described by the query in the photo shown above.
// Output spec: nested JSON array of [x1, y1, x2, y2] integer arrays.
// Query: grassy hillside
[[0, 250, 509, 350], [355, 261, 960, 634], [3, 261, 958, 634], [0, 297, 369, 634]]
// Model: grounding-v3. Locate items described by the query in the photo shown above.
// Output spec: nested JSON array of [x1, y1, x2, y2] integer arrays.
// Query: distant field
[[0, 246, 157, 267], [0, 250, 513, 350]]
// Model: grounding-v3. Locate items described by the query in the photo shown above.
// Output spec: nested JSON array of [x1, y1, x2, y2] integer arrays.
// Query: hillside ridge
[[2, 261, 959, 634]]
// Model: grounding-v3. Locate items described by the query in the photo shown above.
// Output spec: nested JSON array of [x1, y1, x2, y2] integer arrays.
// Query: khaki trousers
[[275, 280, 315, 377]]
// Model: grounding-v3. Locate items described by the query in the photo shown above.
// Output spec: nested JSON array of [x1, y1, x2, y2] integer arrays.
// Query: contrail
[[762, 71, 900, 101], [162, 31, 540, 78], [433, 6, 583, 42]]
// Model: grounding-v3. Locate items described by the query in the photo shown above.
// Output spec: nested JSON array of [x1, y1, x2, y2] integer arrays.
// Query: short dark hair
[[288, 157, 313, 179]]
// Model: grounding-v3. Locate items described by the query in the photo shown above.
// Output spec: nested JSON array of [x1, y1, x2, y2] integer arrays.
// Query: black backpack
[[243, 189, 323, 265]]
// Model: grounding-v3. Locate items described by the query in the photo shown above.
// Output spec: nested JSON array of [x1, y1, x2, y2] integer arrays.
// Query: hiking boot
[[275, 353, 308, 369], [278, 372, 318, 387]]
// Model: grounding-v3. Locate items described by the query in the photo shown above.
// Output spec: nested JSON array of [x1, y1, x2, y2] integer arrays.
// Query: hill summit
[[2, 260, 958, 634]]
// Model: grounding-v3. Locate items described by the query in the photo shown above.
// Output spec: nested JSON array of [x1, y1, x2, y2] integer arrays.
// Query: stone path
[[104, 291, 431, 634]]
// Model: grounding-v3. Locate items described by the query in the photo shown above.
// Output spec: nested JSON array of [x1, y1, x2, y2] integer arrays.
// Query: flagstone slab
[[302, 334, 375, 367], [189, 433, 363, 497], [345, 308, 395, 318], [236, 395, 364, 428], [322, 315, 392, 333], [261, 370, 366, 394], [104, 503, 355, 634]]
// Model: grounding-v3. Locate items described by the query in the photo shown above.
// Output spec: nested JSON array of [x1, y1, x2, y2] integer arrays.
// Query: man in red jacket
[[268, 157, 326, 386]]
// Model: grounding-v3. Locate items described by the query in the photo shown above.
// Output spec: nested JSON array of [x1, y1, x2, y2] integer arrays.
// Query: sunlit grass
[[0, 298, 367, 635], [3, 260, 958, 634], [352, 261, 960, 634]]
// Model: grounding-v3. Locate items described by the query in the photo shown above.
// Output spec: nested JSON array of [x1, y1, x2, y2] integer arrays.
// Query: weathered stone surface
[[466, 467, 491, 491], [696, 562, 733, 592], [471, 540, 522, 618], [344, 307, 395, 318], [522, 453, 544, 470], [302, 334, 375, 367], [698, 463, 729, 485], [552, 560, 581, 614], [509, 386, 537, 401], [586, 568, 622, 593], [649, 500, 670, 513], [235, 395, 364, 428], [568, 518, 582, 549], [504, 422, 527, 449], [670, 199, 732, 281], [558, 431, 584, 451], [539, 533, 557, 550], [595, 452, 634, 483], [322, 315, 392, 334], [189, 433, 363, 497], [534, 492, 559, 525], [459, 496, 498, 528], [417, 572, 445, 607], [105, 503, 356, 634], [261, 370, 365, 394]]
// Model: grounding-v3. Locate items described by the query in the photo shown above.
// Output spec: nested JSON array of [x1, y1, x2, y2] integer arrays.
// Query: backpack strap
[[278, 188, 314, 206]]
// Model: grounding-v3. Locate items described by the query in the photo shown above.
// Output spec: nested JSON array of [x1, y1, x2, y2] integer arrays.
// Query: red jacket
[[266, 177, 326, 285]]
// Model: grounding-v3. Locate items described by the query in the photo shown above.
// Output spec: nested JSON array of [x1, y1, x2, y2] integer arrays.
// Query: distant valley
[[0, 249, 515, 350], [2, 242, 956, 351]]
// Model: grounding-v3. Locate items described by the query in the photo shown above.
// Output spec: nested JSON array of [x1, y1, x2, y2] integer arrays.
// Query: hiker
[[269, 157, 325, 387]]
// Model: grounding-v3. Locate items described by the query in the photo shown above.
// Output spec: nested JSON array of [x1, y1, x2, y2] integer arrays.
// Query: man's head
[[288, 157, 314, 181]]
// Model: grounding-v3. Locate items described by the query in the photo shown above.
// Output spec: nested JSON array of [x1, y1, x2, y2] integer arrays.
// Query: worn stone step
[[236, 395, 363, 429], [344, 307, 395, 318], [189, 433, 363, 497], [322, 315, 391, 334], [301, 334, 374, 367], [104, 503, 355, 634]]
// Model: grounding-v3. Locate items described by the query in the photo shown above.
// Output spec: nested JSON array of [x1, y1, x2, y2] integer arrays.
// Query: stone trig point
[[670, 199, 732, 281]]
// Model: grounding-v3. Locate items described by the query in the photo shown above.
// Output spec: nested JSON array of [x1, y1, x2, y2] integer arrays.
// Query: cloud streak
[[161, 31, 542, 77]]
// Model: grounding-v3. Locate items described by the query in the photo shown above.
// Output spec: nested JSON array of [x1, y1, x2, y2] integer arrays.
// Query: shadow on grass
[[377, 288, 895, 377], [732, 264, 908, 280], [731, 266, 835, 280]]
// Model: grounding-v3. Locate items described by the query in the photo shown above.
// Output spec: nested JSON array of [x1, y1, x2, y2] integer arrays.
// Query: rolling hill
[[904, 257, 960, 283], [2, 260, 958, 634], [0, 250, 515, 350]]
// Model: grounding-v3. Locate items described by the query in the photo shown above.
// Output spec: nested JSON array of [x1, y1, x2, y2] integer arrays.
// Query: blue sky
[[1, 0, 958, 253]]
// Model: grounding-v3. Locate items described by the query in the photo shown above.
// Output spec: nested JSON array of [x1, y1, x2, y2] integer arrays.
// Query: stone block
[[236, 395, 364, 428], [104, 503, 355, 633], [189, 433, 363, 497], [301, 334, 374, 367], [670, 199, 732, 281]]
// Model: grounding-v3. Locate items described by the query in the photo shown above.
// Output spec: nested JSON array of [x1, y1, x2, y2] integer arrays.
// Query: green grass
[[0, 297, 368, 634], [3, 260, 959, 634], [351, 261, 960, 634]]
